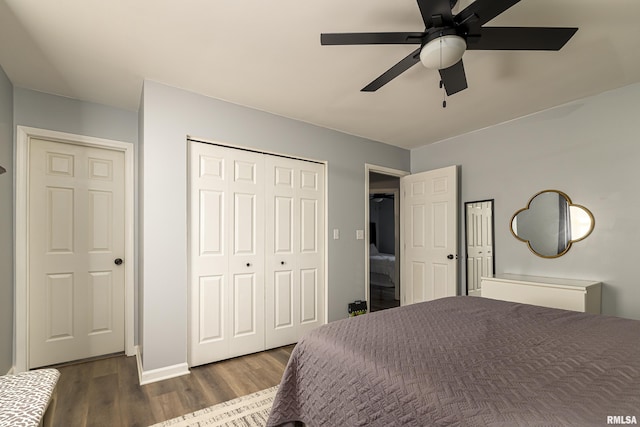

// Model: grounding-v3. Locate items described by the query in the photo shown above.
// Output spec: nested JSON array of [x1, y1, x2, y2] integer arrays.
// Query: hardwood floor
[[50, 345, 294, 427], [369, 285, 400, 312]]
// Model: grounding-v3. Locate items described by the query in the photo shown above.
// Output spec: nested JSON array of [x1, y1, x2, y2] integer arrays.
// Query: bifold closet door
[[189, 142, 265, 366], [265, 156, 325, 349]]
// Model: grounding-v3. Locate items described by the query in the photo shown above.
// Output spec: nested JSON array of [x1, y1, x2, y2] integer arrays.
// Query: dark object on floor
[[348, 300, 367, 316]]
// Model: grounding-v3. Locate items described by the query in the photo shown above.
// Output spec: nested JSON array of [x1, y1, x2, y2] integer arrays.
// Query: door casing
[[15, 126, 135, 372]]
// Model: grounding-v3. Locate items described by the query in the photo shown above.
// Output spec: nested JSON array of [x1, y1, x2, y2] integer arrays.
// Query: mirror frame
[[464, 199, 495, 296], [510, 189, 595, 259]]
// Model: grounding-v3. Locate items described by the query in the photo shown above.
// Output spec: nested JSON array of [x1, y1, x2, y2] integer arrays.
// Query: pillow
[[370, 243, 379, 255]]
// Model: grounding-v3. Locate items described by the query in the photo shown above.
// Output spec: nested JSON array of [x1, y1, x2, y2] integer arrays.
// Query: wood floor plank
[[152, 390, 187, 423], [86, 373, 120, 427], [54, 357, 93, 426], [50, 345, 294, 426], [117, 356, 153, 427], [191, 363, 238, 403]]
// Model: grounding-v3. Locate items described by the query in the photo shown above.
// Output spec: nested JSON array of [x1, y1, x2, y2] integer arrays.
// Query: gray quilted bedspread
[[267, 297, 640, 426]]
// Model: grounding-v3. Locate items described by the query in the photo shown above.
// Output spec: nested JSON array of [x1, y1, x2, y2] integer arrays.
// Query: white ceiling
[[1, 0, 639, 149]]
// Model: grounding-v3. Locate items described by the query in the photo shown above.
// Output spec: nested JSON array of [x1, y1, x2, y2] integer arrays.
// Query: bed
[[267, 296, 640, 426], [369, 244, 397, 299]]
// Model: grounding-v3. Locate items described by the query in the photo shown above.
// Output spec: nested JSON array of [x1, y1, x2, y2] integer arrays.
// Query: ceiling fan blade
[[416, 0, 454, 28], [321, 32, 424, 45], [439, 60, 467, 96], [362, 48, 422, 92], [456, 0, 521, 27], [466, 27, 578, 50]]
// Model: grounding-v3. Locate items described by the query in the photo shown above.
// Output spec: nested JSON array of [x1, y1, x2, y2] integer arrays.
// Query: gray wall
[[0, 65, 13, 374], [14, 88, 138, 144], [411, 82, 640, 320], [140, 81, 410, 371]]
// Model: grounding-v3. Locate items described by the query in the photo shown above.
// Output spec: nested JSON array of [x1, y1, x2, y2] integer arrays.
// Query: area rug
[[150, 386, 278, 427]]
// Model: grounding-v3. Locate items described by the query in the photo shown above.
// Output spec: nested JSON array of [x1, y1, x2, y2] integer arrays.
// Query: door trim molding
[[15, 126, 136, 372], [364, 164, 409, 308]]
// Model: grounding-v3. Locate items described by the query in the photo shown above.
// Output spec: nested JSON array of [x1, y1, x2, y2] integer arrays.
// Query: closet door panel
[[266, 157, 324, 348], [300, 268, 318, 323], [265, 158, 299, 347], [274, 271, 294, 328], [189, 143, 265, 366], [296, 162, 325, 337], [198, 275, 224, 343], [227, 152, 265, 358], [275, 197, 294, 253], [189, 143, 231, 366]]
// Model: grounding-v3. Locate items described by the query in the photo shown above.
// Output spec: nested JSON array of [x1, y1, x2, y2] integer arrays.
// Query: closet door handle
[[246, 263, 251, 267], [281, 261, 285, 265]]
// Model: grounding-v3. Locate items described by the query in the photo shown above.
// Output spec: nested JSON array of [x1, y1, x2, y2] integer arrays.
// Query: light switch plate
[[356, 229, 364, 240], [333, 229, 340, 240]]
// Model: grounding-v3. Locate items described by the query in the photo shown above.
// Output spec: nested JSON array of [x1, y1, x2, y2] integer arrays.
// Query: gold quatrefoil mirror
[[511, 190, 594, 258]]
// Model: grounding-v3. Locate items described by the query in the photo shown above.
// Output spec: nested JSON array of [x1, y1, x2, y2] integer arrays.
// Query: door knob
[[246, 263, 251, 267], [281, 261, 285, 265], [114, 258, 123, 265], [447, 254, 455, 260]]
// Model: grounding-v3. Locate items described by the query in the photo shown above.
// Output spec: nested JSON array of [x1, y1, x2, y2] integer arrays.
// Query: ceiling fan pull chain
[[440, 35, 448, 108], [440, 34, 446, 108]]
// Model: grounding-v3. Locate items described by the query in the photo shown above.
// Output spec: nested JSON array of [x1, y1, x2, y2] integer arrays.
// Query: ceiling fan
[[321, 0, 578, 96]]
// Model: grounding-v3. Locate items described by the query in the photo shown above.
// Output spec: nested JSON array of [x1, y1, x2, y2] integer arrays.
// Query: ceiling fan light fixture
[[420, 35, 466, 70]]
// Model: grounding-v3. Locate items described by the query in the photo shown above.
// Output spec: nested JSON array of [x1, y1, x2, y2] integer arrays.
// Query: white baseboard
[[5, 366, 15, 376], [136, 346, 190, 385]]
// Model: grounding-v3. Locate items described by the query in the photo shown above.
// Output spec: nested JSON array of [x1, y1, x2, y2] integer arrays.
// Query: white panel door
[[29, 138, 125, 368], [189, 143, 229, 366], [466, 201, 493, 296], [189, 142, 265, 366], [265, 156, 324, 349], [228, 151, 265, 357], [401, 165, 457, 305]]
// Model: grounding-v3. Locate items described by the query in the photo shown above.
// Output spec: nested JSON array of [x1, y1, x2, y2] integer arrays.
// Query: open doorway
[[367, 169, 403, 312]]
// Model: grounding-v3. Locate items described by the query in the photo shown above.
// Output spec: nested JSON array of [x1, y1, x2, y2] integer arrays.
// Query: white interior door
[[29, 137, 125, 368], [188, 143, 265, 366], [265, 156, 324, 348], [466, 201, 493, 296], [401, 165, 457, 305]]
